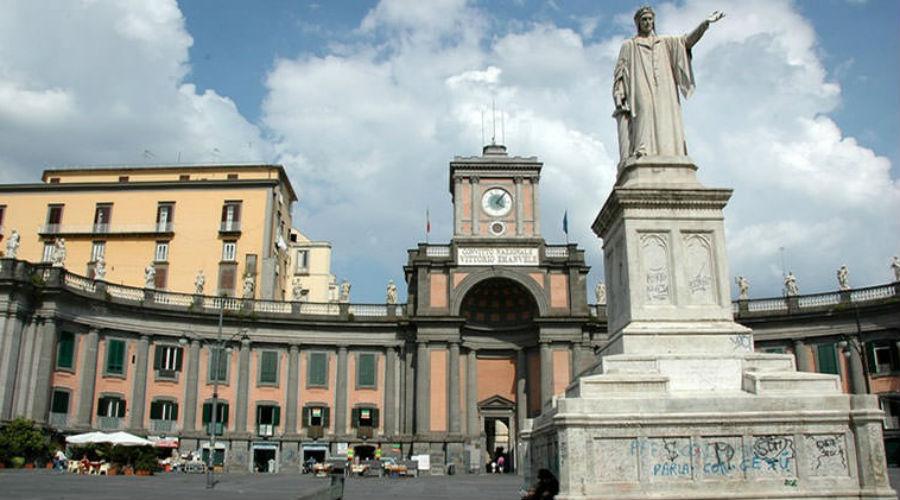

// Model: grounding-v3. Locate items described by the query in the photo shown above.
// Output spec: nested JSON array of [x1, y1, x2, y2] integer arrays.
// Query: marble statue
[[386, 280, 398, 304], [735, 275, 749, 300], [93, 256, 106, 281], [837, 265, 850, 291], [594, 282, 607, 305], [339, 280, 351, 303], [292, 279, 308, 302], [784, 271, 799, 297], [892, 256, 900, 282], [144, 264, 156, 289], [5, 229, 19, 258], [194, 270, 205, 294], [242, 274, 255, 299], [51, 238, 67, 267], [613, 6, 724, 162]]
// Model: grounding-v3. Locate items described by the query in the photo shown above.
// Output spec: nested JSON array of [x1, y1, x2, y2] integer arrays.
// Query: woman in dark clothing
[[522, 468, 559, 499]]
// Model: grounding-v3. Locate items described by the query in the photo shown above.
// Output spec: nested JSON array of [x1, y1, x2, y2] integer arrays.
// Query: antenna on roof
[[491, 98, 496, 145], [481, 109, 485, 147], [142, 149, 155, 159], [501, 110, 506, 146]]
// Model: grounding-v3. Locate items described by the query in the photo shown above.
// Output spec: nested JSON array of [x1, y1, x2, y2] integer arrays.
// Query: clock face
[[481, 188, 512, 217]]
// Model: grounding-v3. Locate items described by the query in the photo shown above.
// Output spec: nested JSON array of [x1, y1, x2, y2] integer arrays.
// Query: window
[[93, 203, 112, 232], [155, 241, 169, 262], [49, 177, 60, 183], [42, 243, 55, 263], [105, 339, 126, 376], [149, 400, 178, 421], [179, 174, 190, 181], [51, 390, 70, 414], [208, 347, 228, 383], [259, 351, 279, 385], [202, 401, 229, 435], [357, 353, 376, 388], [45, 204, 63, 232], [816, 343, 839, 375], [227, 173, 238, 180], [217, 264, 236, 296], [351, 407, 379, 428], [154, 265, 168, 290], [295, 250, 309, 274], [870, 344, 895, 374], [303, 406, 330, 428], [0, 205, 5, 228], [118, 176, 129, 183], [56, 332, 75, 370], [156, 203, 174, 231], [222, 241, 236, 262], [97, 396, 126, 418], [307, 352, 328, 387], [256, 404, 280, 436], [220, 201, 241, 232], [91, 241, 106, 261], [154, 345, 183, 377]]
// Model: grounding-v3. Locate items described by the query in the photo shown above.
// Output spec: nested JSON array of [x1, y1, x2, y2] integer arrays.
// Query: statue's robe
[[614, 34, 696, 161]]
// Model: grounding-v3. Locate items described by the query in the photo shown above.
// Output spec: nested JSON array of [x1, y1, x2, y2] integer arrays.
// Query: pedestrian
[[521, 468, 559, 499], [497, 454, 505, 473]]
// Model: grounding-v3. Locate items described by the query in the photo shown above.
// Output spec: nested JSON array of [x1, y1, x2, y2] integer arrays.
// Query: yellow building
[[0, 164, 296, 299]]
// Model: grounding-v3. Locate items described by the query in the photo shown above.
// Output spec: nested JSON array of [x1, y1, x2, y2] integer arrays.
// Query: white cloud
[[0, 0, 270, 183], [262, 0, 898, 300]]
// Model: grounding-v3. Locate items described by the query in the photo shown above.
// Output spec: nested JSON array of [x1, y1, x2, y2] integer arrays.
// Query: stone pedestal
[[525, 158, 896, 499]]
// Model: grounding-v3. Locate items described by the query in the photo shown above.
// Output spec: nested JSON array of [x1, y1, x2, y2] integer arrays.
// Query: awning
[[148, 436, 180, 448]]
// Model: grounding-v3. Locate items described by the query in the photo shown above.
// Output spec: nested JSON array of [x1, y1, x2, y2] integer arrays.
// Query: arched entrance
[[459, 277, 540, 474]]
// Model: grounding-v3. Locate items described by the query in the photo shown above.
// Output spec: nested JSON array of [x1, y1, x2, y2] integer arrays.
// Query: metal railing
[[98, 416, 122, 430], [257, 424, 275, 437], [219, 221, 241, 232], [151, 419, 177, 433], [39, 223, 175, 235], [49, 412, 68, 429]]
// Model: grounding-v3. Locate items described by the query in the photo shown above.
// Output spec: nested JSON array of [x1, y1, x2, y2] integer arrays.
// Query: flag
[[562, 210, 568, 235], [426, 208, 431, 234]]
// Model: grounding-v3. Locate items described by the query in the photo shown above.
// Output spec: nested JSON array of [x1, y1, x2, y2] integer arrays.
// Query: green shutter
[[97, 397, 106, 416], [309, 352, 327, 386], [221, 403, 229, 424], [106, 339, 125, 374], [322, 406, 330, 427], [866, 342, 878, 373], [57, 332, 74, 369], [153, 345, 163, 370], [817, 343, 839, 375], [273, 406, 280, 426], [117, 399, 126, 418], [149, 401, 162, 420], [371, 408, 379, 428], [175, 347, 183, 371], [209, 348, 228, 381], [202, 403, 211, 424], [351, 408, 359, 428], [357, 353, 376, 388], [170, 402, 178, 421], [51, 390, 69, 414], [261, 351, 278, 384]]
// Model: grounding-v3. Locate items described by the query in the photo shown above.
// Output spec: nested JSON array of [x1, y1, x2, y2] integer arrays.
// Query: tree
[[0, 418, 49, 465]]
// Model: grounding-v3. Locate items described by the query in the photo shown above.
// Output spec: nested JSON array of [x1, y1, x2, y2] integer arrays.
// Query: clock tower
[[450, 144, 542, 239]]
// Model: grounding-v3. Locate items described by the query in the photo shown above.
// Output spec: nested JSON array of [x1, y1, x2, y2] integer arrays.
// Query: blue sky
[[0, 0, 897, 302]]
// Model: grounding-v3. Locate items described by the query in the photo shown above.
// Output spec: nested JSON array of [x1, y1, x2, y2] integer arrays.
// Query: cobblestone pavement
[[0, 470, 524, 500], [1, 469, 899, 499]]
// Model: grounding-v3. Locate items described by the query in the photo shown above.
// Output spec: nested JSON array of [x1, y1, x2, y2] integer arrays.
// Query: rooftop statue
[[614, 6, 724, 163], [5, 229, 19, 258], [386, 280, 398, 305], [144, 264, 156, 289], [735, 276, 749, 300], [51, 238, 67, 267], [194, 269, 205, 295], [837, 265, 850, 291], [892, 256, 900, 282], [784, 271, 799, 297], [94, 256, 106, 281]]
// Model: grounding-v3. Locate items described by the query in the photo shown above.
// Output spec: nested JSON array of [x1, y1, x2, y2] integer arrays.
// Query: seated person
[[522, 469, 559, 500]]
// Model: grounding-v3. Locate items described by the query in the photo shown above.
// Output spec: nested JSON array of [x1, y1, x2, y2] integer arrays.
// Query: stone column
[[76, 328, 100, 428], [514, 177, 524, 236], [285, 344, 300, 435], [531, 177, 540, 235], [129, 334, 150, 431], [0, 313, 25, 420], [13, 318, 37, 418], [793, 339, 813, 372], [466, 348, 478, 438], [234, 337, 252, 434], [30, 318, 59, 423], [182, 338, 201, 432], [415, 340, 430, 434], [403, 344, 415, 434], [448, 341, 461, 434], [540, 341, 553, 409], [469, 177, 479, 236], [334, 345, 348, 436], [516, 348, 527, 430], [384, 346, 397, 436], [847, 340, 867, 395]]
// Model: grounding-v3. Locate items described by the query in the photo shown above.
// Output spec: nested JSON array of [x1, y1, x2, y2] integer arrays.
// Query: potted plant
[[0, 418, 50, 468], [134, 446, 158, 476]]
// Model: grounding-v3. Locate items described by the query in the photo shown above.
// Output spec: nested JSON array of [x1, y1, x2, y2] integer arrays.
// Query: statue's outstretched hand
[[707, 11, 725, 23]]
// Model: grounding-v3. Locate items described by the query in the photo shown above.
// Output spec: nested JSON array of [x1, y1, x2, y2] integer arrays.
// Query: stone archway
[[458, 277, 539, 329], [450, 268, 548, 318]]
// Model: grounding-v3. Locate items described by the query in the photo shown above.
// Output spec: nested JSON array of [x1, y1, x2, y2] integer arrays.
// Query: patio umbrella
[[65, 432, 108, 445], [103, 431, 153, 447]]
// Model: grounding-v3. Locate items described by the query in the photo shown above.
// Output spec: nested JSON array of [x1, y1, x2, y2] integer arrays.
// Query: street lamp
[[206, 296, 247, 489]]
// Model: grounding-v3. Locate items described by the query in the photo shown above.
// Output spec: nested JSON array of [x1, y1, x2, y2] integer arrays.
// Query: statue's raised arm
[[613, 6, 724, 166]]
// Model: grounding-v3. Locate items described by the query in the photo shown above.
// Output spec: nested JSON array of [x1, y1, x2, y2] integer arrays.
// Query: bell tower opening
[[459, 278, 538, 329]]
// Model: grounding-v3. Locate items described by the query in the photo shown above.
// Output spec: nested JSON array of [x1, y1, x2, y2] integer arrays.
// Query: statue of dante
[[614, 6, 724, 163]]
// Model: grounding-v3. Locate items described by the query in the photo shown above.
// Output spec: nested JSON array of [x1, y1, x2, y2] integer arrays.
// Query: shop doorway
[[354, 445, 376, 461], [252, 444, 278, 473]]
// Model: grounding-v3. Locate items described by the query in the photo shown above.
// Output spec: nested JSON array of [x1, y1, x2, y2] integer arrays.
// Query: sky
[[0, 0, 897, 303]]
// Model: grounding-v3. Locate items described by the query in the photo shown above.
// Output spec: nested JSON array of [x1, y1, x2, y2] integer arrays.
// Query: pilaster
[[129, 334, 150, 431], [539, 340, 553, 409], [30, 318, 59, 423], [793, 339, 813, 372], [182, 338, 201, 432], [234, 337, 251, 434], [384, 346, 398, 436], [334, 345, 348, 436], [284, 344, 300, 435], [448, 341, 461, 434], [415, 340, 430, 434], [466, 348, 478, 438], [76, 328, 100, 428]]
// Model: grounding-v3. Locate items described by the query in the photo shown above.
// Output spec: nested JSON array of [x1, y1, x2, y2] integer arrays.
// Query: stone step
[[742, 370, 841, 394], [567, 373, 669, 398], [742, 353, 796, 372]]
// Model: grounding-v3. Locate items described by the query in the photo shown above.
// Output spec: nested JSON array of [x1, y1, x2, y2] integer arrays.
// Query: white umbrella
[[65, 432, 108, 445], [104, 431, 153, 447]]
